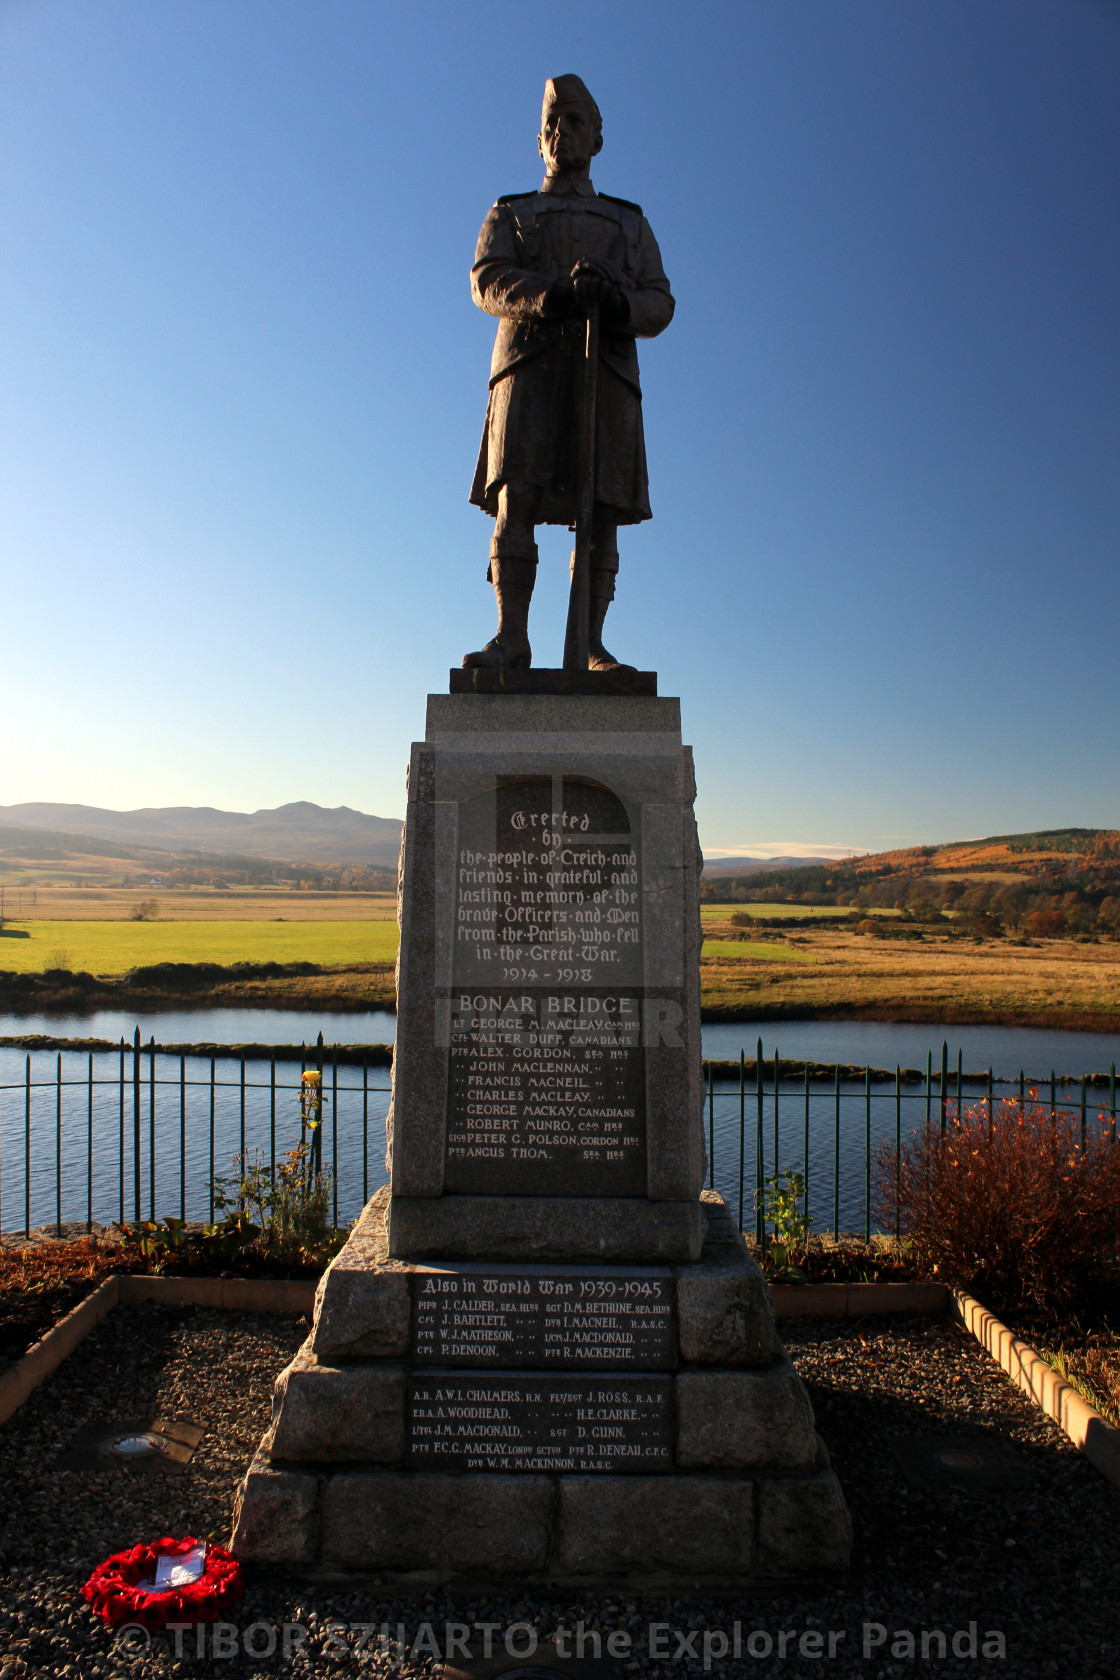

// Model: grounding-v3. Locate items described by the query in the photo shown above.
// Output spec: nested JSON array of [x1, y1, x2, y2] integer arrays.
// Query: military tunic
[[469, 176, 675, 527]]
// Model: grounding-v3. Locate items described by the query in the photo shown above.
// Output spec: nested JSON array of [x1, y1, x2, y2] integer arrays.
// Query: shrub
[[757, 1168, 812, 1282], [873, 1096, 1120, 1311], [1025, 909, 1065, 938], [959, 911, 1002, 940], [127, 1142, 343, 1274], [212, 1143, 333, 1246]]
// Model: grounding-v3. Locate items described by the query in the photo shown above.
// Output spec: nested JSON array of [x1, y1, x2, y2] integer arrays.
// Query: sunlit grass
[[0, 920, 401, 974], [3, 912, 1118, 1035], [0, 888, 398, 921], [701, 939, 816, 963], [698, 925, 1120, 1030]]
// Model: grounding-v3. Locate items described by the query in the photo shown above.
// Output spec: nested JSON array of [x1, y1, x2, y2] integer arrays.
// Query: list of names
[[407, 1373, 672, 1474], [410, 1265, 673, 1370]]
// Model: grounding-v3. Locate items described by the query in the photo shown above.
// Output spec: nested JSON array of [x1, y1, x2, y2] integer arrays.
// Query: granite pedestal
[[231, 685, 851, 1584], [231, 1188, 850, 1583], [387, 691, 707, 1259]]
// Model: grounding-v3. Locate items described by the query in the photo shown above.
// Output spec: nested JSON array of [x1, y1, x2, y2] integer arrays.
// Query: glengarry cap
[[541, 74, 601, 132]]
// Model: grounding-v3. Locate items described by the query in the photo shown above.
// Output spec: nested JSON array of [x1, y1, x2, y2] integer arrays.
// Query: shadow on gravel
[[1, 1307, 1118, 1679], [788, 1314, 1112, 1609]]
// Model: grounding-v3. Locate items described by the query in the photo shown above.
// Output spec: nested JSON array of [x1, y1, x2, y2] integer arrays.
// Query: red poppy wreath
[[83, 1537, 244, 1628]]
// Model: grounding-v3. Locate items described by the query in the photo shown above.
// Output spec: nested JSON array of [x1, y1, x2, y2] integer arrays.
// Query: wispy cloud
[[700, 842, 865, 860]]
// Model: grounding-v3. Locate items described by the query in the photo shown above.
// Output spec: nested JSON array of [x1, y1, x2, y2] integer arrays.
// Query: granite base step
[[231, 1455, 852, 1584], [386, 1193, 704, 1264], [309, 1187, 773, 1366], [229, 1189, 852, 1581]]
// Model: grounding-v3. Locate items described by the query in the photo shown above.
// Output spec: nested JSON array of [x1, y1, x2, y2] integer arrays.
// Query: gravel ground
[[0, 1305, 1118, 1679]]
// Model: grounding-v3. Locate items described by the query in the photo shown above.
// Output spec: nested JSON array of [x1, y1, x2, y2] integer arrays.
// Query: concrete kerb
[[0, 1274, 317, 1427], [0, 1275, 120, 1425], [118, 1276, 317, 1313], [952, 1288, 1120, 1490], [769, 1281, 948, 1317]]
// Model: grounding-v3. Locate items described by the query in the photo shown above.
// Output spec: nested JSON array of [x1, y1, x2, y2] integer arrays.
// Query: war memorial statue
[[231, 77, 851, 1589], [464, 74, 674, 674]]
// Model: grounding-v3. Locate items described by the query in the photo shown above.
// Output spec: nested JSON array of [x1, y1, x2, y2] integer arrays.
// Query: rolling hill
[[701, 828, 1120, 938], [702, 853, 855, 877], [0, 801, 403, 867]]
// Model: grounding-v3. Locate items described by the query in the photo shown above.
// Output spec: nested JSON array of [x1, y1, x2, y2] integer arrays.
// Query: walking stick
[[563, 303, 599, 671]]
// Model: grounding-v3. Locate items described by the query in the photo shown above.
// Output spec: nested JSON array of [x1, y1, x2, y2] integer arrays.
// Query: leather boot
[[462, 544, 537, 670], [586, 556, 636, 673]]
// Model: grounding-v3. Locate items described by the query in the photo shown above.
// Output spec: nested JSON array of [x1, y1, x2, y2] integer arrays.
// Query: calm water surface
[[1, 1009, 1115, 1236], [701, 1018, 1120, 1080], [5, 1008, 1116, 1078], [0, 1005, 398, 1045]]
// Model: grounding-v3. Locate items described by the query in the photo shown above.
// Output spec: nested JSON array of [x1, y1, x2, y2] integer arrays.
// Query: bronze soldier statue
[[463, 74, 675, 672]]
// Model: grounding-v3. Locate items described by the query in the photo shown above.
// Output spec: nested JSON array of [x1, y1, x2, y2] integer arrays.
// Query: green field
[[701, 939, 817, 963], [0, 918, 822, 973], [0, 920, 401, 974]]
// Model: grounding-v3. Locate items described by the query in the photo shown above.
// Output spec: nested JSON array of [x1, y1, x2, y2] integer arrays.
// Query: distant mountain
[[702, 853, 854, 877], [0, 802, 403, 866]]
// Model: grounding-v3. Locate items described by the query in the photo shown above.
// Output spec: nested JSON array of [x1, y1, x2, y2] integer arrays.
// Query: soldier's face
[[538, 100, 600, 175]]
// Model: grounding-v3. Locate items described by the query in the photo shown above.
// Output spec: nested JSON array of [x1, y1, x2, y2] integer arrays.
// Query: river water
[[2, 1008, 1116, 1237], [0, 1005, 399, 1048], [701, 1018, 1120, 1080]]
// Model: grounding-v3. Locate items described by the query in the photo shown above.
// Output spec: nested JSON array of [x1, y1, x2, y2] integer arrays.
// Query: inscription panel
[[407, 1373, 672, 1473], [445, 777, 646, 1197], [410, 1264, 673, 1370]]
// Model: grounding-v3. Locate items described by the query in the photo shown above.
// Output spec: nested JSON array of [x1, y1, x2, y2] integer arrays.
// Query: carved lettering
[[407, 1373, 672, 1473], [410, 1265, 673, 1370], [445, 778, 646, 1195]]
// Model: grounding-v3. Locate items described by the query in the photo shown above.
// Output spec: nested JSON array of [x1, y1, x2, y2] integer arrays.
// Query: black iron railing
[[1, 1029, 1117, 1239], [0, 1030, 391, 1237], [704, 1038, 1118, 1240]]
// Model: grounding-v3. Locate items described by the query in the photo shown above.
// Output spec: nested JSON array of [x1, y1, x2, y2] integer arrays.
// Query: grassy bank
[[0, 960, 396, 1012], [701, 938, 816, 963], [1, 915, 823, 973], [0, 887, 398, 921]]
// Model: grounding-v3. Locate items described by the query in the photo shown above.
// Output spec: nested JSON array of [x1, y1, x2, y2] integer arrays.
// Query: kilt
[[469, 321, 652, 527]]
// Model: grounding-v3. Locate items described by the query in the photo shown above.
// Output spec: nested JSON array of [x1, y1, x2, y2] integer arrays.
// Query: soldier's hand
[[572, 276, 628, 325], [571, 272, 603, 315], [543, 276, 576, 318], [575, 255, 626, 288], [571, 260, 629, 325]]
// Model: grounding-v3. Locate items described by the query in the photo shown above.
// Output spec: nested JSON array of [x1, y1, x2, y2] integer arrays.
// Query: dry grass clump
[[0, 1233, 121, 1292], [1030, 1334, 1120, 1429], [699, 925, 1120, 1029]]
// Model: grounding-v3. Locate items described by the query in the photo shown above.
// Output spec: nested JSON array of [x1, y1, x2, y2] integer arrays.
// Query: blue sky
[[2, 0, 1118, 855]]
